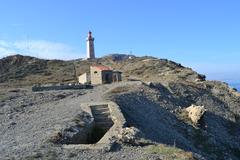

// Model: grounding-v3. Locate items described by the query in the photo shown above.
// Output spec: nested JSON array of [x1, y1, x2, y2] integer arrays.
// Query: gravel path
[[0, 82, 143, 160]]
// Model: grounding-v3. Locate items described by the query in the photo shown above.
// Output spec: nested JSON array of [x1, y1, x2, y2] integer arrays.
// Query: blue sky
[[0, 0, 239, 83]]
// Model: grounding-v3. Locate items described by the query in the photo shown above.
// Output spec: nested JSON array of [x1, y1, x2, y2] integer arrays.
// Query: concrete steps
[[90, 105, 114, 131]]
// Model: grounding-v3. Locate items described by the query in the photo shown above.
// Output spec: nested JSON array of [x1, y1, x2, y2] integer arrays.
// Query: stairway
[[90, 105, 114, 132]]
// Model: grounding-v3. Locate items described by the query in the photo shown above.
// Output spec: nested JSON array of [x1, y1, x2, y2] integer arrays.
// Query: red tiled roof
[[92, 65, 111, 71]]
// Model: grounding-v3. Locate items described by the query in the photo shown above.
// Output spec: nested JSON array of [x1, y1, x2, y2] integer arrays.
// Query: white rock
[[185, 104, 206, 124]]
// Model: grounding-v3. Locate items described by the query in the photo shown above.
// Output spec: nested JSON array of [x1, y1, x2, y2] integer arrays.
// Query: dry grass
[[145, 144, 195, 160], [176, 109, 195, 127], [108, 86, 130, 94]]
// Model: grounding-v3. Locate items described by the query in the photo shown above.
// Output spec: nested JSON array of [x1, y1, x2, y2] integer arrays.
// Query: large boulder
[[185, 105, 206, 125]]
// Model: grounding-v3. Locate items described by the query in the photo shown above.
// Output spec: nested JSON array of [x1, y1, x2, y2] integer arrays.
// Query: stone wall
[[90, 66, 103, 85], [32, 84, 92, 92], [90, 66, 121, 85]]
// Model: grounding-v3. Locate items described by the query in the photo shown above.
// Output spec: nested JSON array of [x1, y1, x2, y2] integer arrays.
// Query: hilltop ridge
[[0, 54, 205, 86]]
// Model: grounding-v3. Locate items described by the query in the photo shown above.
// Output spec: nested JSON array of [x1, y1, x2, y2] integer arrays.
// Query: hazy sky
[[0, 0, 239, 83]]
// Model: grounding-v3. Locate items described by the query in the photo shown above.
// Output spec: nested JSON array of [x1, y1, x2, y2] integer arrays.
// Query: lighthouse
[[86, 31, 95, 59]]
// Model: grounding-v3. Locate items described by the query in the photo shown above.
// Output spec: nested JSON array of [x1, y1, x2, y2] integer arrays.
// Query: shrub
[[146, 144, 194, 160]]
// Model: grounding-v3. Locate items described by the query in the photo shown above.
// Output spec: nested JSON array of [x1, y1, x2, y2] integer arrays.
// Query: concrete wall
[[62, 101, 127, 149], [78, 73, 90, 84]]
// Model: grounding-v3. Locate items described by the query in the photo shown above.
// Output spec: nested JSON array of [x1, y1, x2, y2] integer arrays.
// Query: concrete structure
[[78, 65, 122, 85], [78, 73, 90, 84], [90, 65, 113, 85], [112, 71, 122, 82], [86, 31, 95, 59], [62, 101, 127, 150]]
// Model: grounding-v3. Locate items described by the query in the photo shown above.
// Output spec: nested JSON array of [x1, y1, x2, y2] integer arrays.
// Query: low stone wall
[[32, 84, 93, 92]]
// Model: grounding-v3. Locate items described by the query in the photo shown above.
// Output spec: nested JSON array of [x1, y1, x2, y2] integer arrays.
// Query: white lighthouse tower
[[86, 31, 95, 59]]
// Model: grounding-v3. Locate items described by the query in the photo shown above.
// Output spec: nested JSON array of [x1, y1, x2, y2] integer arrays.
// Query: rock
[[56, 94, 66, 99], [8, 114, 13, 119], [49, 131, 62, 143], [185, 104, 206, 124], [10, 122, 16, 125], [146, 82, 154, 88], [118, 127, 144, 145], [9, 89, 21, 93], [197, 74, 206, 81], [57, 112, 94, 144], [195, 78, 202, 82], [193, 153, 206, 160]]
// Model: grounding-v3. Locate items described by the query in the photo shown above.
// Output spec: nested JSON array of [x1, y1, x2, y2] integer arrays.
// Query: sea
[[229, 83, 240, 92]]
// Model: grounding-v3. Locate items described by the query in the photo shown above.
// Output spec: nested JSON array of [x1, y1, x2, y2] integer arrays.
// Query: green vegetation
[[0, 94, 7, 101], [145, 144, 195, 160]]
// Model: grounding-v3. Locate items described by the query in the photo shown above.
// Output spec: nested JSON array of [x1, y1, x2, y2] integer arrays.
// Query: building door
[[104, 74, 110, 83]]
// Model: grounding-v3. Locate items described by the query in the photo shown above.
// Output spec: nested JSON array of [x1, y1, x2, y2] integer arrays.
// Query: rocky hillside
[[0, 54, 206, 86], [106, 81, 240, 159], [0, 54, 76, 86], [0, 54, 239, 159]]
